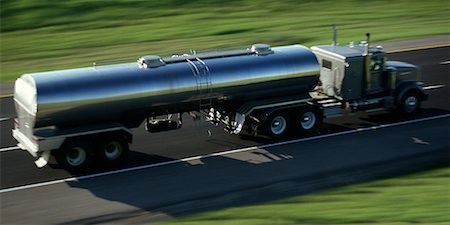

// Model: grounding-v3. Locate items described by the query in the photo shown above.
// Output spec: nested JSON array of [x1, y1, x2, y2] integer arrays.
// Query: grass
[[154, 167, 450, 225], [0, 0, 449, 82]]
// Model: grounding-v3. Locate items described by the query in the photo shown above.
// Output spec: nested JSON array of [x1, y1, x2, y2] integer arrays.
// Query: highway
[[0, 45, 449, 224]]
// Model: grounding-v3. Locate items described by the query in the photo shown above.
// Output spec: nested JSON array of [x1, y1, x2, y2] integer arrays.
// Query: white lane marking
[[0, 94, 13, 98], [423, 84, 446, 90], [440, 61, 450, 65], [1, 113, 449, 194], [0, 146, 20, 152], [0, 118, 10, 122]]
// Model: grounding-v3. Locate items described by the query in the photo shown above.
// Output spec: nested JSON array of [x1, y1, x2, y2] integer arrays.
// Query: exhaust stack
[[332, 24, 337, 46], [364, 33, 371, 92], [363, 33, 370, 55]]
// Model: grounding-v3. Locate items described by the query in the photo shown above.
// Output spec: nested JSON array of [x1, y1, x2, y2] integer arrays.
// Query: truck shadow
[[63, 149, 448, 225], [49, 150, 178, 176], [62, 111, 449, 224]]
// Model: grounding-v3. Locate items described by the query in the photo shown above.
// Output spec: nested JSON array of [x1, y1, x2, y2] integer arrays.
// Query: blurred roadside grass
[[1, 0, 449, 82], [154, 167, 450, 225]]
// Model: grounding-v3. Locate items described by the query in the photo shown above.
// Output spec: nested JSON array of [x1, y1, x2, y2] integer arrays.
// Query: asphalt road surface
[[0, 45, 449, 224]]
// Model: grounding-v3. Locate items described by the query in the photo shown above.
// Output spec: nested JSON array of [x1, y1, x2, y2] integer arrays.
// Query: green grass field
[[154, 167, 450, 225], [1, 0, 449, 82], [1, 2, 448, 223]]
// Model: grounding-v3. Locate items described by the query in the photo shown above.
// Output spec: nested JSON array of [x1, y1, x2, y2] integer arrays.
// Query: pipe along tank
[[15, 44, 320, 130]]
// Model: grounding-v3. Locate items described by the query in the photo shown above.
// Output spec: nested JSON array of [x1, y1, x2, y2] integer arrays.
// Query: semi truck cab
[[311, 34, 427, 114]]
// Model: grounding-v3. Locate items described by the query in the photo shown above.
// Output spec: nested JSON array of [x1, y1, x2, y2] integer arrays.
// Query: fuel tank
[[14, 44, 320, 129]]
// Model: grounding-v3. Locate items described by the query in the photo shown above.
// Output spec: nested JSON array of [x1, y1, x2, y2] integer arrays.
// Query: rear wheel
[[97, 135, 129, 166], [55, 140, 93, 172], [296, 108, 321, 133], [265, 111, 290, 139]]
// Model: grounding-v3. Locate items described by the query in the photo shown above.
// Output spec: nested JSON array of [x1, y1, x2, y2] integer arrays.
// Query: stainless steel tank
[[14, 44, 320, 129]]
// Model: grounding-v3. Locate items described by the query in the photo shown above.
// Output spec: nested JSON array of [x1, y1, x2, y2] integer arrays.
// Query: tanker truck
[[12, 28, 427, 171]]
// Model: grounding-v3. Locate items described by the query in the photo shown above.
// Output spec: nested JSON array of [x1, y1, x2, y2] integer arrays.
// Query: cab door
[[367, 53, 386, 94]]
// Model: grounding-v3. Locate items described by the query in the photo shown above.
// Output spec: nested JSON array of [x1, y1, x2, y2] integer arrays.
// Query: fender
[[394, 81, 428, 103], [257, 101, 318, 123], [25, 122, 133, 154]]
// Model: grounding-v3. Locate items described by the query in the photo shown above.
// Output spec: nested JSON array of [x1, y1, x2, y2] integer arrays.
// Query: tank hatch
[[251, 44, 273, 55], [138, 55, 166, 68]]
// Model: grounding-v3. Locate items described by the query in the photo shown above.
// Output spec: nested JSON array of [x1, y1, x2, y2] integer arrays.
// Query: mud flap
[[34, 151, 50, 168]]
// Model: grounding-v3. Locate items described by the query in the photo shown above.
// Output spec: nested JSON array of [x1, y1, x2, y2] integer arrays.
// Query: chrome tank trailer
[[15, 44, 320, 129]]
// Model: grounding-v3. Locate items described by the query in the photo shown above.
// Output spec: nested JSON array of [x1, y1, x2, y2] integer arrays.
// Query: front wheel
[[400, 92, 421, 114], [54, 140, 93, 172]]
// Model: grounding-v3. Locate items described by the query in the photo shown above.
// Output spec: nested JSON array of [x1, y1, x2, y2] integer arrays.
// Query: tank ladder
[[186, 58, 213, 111]]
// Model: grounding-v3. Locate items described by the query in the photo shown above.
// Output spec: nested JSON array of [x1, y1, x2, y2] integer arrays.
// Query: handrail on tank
[[164, 49, 253, 64], [164, 44, 272, 64], [92, 44, 272, 67]]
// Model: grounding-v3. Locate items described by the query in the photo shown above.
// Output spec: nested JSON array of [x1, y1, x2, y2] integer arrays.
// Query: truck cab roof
[[311, 43, 384, 60]]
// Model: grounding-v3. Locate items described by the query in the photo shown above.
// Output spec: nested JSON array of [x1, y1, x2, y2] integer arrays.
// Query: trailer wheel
[[400, 91, 421, 114], [55, 140, 93, 172], [97, 135, 129, 166], [265, 112, 290, 139], [296, 108, 321, 133]]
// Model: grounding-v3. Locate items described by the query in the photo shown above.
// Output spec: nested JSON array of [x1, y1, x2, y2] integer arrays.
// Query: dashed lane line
[[1, 113, 449, 194], [0, 82, 446, 154], [423, 84, 446, 90], [0, 94, 13, 98], [0, 146, 21, 152], [387, 43, 450, 53]]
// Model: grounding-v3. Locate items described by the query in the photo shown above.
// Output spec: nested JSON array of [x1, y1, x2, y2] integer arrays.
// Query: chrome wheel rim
[[270, 116, 287, 135], [67, 147, 86, 166], [405, 96, 418, 113], [300, 111, 316, 130]]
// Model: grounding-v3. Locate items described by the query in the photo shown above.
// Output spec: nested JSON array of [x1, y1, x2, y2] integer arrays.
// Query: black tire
[[54, 140, 93, 172], [265, 111, 290, 139], [399, 91, 421, 114], [295, 107, 321, 134], [97, 135, 129, 166]]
